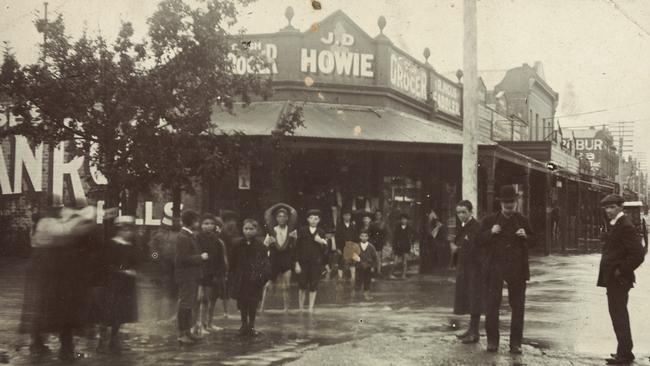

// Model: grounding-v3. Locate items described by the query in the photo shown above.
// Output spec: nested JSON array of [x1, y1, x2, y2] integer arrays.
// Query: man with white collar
[[599, 194, 645, 365]]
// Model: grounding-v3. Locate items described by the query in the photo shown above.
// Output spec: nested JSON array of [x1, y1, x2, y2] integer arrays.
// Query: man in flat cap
[[479, 185, 535, 354], [599, 194, 645, 365]]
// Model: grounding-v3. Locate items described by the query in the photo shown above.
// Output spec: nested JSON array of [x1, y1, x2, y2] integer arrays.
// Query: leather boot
[[462, 314, 480, 344]]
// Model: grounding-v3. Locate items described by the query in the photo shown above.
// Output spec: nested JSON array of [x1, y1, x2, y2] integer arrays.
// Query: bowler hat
[[497, 185, 518, 202], [306, 208, 322, 217], [600, 194, 625, 206]]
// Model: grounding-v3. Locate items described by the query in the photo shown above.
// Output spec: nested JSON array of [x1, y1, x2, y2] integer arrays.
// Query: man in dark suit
[[479, 185, 535, 355], [599, 194, 645, 365]]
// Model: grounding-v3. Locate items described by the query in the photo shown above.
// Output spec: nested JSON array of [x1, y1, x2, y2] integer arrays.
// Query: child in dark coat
[[195, 214, 228, 335], [229, 219, 271, 337], [392, 213, 415, 279], [353, 229, 379, 300]]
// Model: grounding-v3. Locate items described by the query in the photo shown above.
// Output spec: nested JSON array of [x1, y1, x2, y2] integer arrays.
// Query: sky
[[1, 0, 650, 164]]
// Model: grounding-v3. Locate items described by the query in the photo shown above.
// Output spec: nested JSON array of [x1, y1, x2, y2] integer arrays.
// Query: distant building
[[567, 127, 618, 180], [494, 62, 559, 141]]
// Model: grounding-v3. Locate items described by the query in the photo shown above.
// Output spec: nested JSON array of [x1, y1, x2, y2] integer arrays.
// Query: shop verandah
[[204, 101, 612, 253]]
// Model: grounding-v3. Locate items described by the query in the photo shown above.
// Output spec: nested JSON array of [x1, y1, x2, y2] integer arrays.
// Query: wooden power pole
[[462, 0, 479, 213]]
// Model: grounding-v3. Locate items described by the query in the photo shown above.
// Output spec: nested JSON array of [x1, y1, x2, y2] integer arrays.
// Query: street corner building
[[0, 7, 638, 258]]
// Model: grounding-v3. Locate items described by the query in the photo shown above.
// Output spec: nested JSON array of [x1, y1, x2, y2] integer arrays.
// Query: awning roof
[[209, 101, 496, 146]]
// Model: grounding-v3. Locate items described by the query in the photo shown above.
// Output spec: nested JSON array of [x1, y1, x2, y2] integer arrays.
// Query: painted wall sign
[[1, 136, 87, 205], [301, 22, 374, 78], [389, 51, 427, 101], [228, 41, 278, 75], [432, 75, 461, 117]]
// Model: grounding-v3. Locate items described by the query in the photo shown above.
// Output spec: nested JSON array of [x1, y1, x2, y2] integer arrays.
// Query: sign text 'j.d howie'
[[301, 23, 374, 78]]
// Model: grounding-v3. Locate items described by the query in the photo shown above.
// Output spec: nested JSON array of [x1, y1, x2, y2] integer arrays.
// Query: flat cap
[[600, 194, 625, 206], [306, 208, 322, 217]]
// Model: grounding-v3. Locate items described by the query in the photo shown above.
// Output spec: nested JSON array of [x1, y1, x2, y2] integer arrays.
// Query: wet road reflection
[[1, 253, 649, 365]]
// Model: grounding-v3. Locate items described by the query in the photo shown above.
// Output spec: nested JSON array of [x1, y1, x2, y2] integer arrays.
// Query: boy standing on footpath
[[392, 213, 415, 279], [352, 229, 379, 300], [295, 209, 329, 313], [598, 194, 645, 365], [175, 210, 209, 345]]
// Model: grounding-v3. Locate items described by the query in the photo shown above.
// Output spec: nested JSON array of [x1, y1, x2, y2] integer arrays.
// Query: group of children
[[170, 203, 390, 344]]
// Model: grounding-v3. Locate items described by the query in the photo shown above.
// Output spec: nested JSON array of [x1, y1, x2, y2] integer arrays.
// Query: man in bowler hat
[[479, 185, 535, 354], [599, 194, 645, 365]]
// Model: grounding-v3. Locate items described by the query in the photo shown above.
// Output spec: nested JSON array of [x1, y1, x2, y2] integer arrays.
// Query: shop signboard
[[431, 73, 461, 117], [389, 50, 427, 102], [575, 137, 604, 170]]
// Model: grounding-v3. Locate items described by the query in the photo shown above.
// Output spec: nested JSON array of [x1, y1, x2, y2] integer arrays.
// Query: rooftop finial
[[378, 15, 387, 34], [423, 47, 431, 62], [285, 6, 294, 26], [456, 69, 463, 82]]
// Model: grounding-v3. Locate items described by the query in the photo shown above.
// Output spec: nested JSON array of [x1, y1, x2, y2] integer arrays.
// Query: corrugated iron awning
[[209, 101, 496, 146]]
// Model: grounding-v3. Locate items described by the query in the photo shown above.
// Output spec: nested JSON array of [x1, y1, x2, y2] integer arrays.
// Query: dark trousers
[[239, 299, 259, 328], [606, 282, 634, 358], [355, 267, 372, 291], [177, 281, 198, 334], [485, 276, 526, 347]]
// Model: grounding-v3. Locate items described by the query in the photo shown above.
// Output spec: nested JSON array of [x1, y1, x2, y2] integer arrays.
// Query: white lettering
[[321, 32, 334, 45], [301, 48, 318, 73], [0, 145, 12, 194], [341, 33, 354, 47], [390, 53, 427, 101], [318, 50, 335, 74], [52, 142, 87, 206], [12, 136, 43, 194], [144, 201, 161, 226], [334, 51, 354, 75], [360, 54, 373, 77]]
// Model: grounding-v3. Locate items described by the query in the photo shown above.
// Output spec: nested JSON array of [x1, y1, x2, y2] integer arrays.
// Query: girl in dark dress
[[453, 200, 483, 344], [97, 215, 139, 354], [229, 219, 271, 337], [260, 203, 298, 312]]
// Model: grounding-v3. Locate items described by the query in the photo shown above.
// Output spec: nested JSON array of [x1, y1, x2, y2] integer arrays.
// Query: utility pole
[[462, 0, 479, 213]]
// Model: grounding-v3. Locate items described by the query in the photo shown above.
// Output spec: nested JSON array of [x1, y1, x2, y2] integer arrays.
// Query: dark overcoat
[[478, 212, 535, 281], [597, 214, 645, 288], [229, 237, 271, 306], [174, 229, 203, 284], [453, 218, 484, 315]]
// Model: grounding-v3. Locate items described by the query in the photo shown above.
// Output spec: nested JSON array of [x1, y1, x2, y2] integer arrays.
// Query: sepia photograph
[[1, 0, 649, 365]]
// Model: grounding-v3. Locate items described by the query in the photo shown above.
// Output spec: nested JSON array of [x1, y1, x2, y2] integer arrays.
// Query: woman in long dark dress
[[97, 216, 139, 353], [229, 219, 271, 337], [452, 200, 483, 344]]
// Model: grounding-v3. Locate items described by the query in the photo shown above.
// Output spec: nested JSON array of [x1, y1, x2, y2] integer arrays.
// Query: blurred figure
[[96, 216, 140, 354], [369, 210, 387, 275], [147, 218, 180, 322], [19, 197, 97, 361], [220, 210, 241, 319], [352, 229, 379, 301], [335, 208, 358, 282], [427, 211, 450, 271]]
